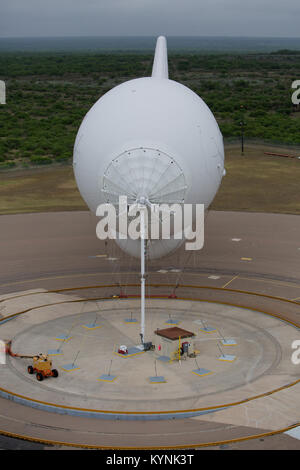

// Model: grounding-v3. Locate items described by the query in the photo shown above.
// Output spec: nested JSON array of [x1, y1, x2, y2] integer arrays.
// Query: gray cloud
[[0, 0, 299, 37]]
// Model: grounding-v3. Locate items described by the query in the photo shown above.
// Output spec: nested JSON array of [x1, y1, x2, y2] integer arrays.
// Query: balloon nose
[[103, 147, 187, 206], [138, 196, 147, 205]]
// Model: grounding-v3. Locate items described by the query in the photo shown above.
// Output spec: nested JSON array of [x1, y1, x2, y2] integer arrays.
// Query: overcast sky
[[1, 0, 299, 38]]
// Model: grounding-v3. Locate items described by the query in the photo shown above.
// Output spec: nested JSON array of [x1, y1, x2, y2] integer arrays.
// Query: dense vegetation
[[0, 51, 299, 168]]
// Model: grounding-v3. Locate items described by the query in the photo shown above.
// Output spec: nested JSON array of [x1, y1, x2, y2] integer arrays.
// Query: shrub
[[0, 161, 16, 169], [30, 155, 53, 165]]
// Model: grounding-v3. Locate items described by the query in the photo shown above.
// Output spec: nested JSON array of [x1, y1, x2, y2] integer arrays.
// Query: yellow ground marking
[[241, 257, 252, 261], [1, 422, 300, 450], [5, 276, 300, 305], [1, 271, 300, 301], [149, 379, 167, 384], [192, 370, 213, 377], [55, 336, 72, 342], [222, 275, 239, 289], [81, 325, 102, 330], [97, 377, 117, 382], [2, 283, 300, 329], [1, 371, 300, 417], [238, 276, 300, 289], [198, 328, 216, 333], [218, 357, 236, 362], [61, 366, 80, 372]]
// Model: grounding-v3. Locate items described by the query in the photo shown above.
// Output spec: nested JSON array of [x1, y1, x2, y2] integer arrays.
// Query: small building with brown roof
[[154, 326, 195, 359]]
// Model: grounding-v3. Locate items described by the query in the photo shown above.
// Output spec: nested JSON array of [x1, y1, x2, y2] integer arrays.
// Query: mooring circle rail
[[0, 284, 300, 450], [1, 421, 300, 450], [1, 285, 300, 420]]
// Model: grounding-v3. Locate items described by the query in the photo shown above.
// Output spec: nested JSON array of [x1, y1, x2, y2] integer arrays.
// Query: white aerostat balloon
[[73, 36, 225, 259]]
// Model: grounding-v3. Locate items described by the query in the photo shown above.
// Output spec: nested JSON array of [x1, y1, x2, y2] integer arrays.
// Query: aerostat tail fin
[[151, 36, 169, 79]]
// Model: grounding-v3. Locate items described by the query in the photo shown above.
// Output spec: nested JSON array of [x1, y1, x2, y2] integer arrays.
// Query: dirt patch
[[211, 143, 300, 214]]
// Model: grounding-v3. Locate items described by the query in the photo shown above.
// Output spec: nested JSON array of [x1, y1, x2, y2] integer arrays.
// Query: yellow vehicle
[[5, 341, 58, 382], [27, 354, 58, 381]]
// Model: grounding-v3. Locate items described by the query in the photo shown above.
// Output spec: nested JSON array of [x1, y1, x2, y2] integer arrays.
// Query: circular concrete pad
[[1, 297, 297, 414]]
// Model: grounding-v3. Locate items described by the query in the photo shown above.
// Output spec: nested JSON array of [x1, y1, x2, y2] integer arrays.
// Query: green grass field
[[0, 143, 299, 215]]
